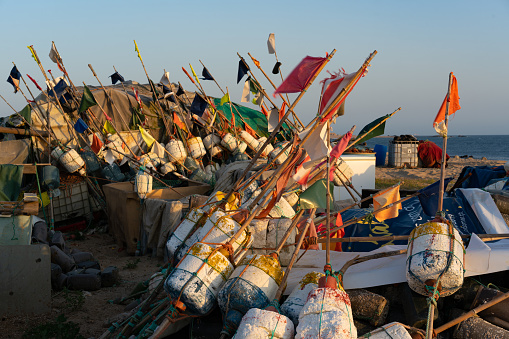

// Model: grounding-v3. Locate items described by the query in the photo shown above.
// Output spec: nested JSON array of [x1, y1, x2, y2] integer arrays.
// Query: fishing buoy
[[164, 242, 234, 315], [255, 137, 274, 157], [188, 137, 207, 159], [222, 133, 239, 152], [358, 322, 413, 339], [269, 142, 290, 165], [295, 287, 357, 339], [107, 134, 124, 161], [166, 208, 207, 260], [233, 308, 294, 339], [269, 197, 296, 220], [59, 149, 86, 176], [135, 170, 152, 200], [283, 192, 299, 208], [160, 161, 176, 175], [234, 141, 248, 155], [210, 146, 223, 157], [79, 150, 100, 173], [239, 130, 260, 151], [166, 139, 187, 163], [406, 218, 465, 297], [281, 272, 324, 326], [218, 254, 284, 337], [203, 134, 221, 150], [51, 148, 65, 162], [140, 152, 160, 168]]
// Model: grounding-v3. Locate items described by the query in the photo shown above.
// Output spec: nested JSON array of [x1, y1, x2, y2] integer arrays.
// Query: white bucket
[[165, 139, 187, 163], [160, 161, 176, 175], [203, 134, 221, 150], [60, 149, 86, 175], [234, 308, 294, 339], [281, 272, 324, 326], [166, 208, 206, 259], [255, 137, 274, 157], [269, 142, 290, 165], [135, 172, 152, 200], [359, 322, 413, 339], [188, 137, 206, 159], [406, 220, 465, 297], [221, 133, 238, 152], [296, 287, 357, 339], [239, 130, 260, 151]]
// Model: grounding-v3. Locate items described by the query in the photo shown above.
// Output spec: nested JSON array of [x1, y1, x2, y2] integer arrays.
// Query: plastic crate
[[388, 140, 419, 168], [43, 181, 92, 222]]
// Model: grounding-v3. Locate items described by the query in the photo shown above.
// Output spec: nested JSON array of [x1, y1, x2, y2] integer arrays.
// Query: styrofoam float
[[166, 208, 207, 260], [281, 272, 324, 326], [166, 139, 187, 163], [60, 149, 86, 176], [233, 308, 294, 339], [222, 133, 238, 152], [269, 142, 290, 165], [358, 322, 413, 338], [135, 171, 152, 200], [203, 134, 221, 150], [188, 137, 206, 159]]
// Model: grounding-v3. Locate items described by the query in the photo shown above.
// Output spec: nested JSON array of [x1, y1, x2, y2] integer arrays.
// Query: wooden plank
[[11, 164, 52, 175], [0, 201, 39, 216], [0, 126, 49, 137]]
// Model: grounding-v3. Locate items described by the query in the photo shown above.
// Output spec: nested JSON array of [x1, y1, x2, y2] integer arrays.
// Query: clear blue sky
[[1, 0, 507, 136]]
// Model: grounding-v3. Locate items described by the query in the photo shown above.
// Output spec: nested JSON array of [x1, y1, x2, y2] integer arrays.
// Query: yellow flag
[[103, 121, 116, 135], [134, 40, 142, 62], [189, 63, 200, 85], [27, 45, 39, 64], [373, 185, 402, 222], [139, 126, 155, 148]]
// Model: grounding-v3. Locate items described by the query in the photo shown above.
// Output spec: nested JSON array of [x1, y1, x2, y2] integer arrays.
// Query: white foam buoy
[[135, 171, 152, 200], [166, 208, 207, 260], [233, 308, 294, 339], [203, 134, 221, 150], [60, 149, 86, 176], [406, 219, 465, 297], [358, 322, 413, 338], [188, 137, 207, 159], [106, 133, 124, 161], [281, 272, 324, 326], [239, 130, 260, 151], [140, 152, 160, 168], [295, 287, 357, 339], [255, 137, 274, 157], [210, 146, 222, 157], [269, 142, 290, 165], [51, 148, 65, 162], [166, 139, 187, 163], [221, 133, 239, 152], [160, 161, 176, 175], [234, 141, 248, 155], [283, 192, 299, 208]]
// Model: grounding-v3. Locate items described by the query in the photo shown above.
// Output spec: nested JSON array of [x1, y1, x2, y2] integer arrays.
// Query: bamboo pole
[[326, 119, 332, 264], [437, 73, 454, 213], [317, 233, 509, 244]]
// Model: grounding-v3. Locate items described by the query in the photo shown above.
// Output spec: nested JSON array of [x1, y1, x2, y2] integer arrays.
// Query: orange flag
[[91, 134, 103, 154], [279, 102, 286, 121], [373, 185, 401, 222], [244, 123, 257, 138], [261, 105, 269, 117], [433, 73, 461, 136], [173, 112, 187, 132]]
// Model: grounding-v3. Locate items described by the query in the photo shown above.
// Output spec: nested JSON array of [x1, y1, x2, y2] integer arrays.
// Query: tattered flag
[[267, 33, 276, 54], [434, 73, 461, 136], [241, 78, 250, 103], [47, 78, 68, 99], [201, 67, 214, 81], [237, 59, 250, 84], [176, 84, 185, 96], [48, 42, 64, 72], [220, 93, 230, 106], [274, 55, 327, 96], [139, 126, 155, 148], [79, 85, 97, 113], [7, 66, 21, 93], [272, 61, 282, 75], [91, 133, 103, 154], [190, 93, 208, 117], [74, 118, 89, 133], [160, 71, 170, 85], [109, 71, 125, 85]]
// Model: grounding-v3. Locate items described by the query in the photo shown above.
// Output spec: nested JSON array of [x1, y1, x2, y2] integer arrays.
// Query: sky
[[0, 0, 507, 136]]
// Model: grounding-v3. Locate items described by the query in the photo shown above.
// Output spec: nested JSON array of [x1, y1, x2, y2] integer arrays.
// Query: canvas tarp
[[0, 139, 30, 164]]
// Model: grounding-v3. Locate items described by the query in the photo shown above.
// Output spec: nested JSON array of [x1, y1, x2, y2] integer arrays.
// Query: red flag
[[334, 213, 344, 251], [261, 105, 269, 117], [279, 102, 286, 121], [434, 73, 461, 135], [292, 155, 312, 188], [173, 112, 187, 131], [273, 55, 327, 96], [329, 131, 353, 177], [26, 74, 42, 91], [91, 134, 103, 154]]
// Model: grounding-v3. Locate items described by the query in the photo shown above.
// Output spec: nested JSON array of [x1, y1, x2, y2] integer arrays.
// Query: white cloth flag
[[298, 122, 330, 162], [267, 107, 279, 132], [160, 72, 170, 85], [241, 78, 250, 103], [267, 33, 276, 54], [49, 42, 59, 63]]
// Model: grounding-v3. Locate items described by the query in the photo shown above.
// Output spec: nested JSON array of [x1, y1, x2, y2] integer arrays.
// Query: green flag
[[19, 104, 31, 124], [299, 179, 334, 210], [354, 114, 390, 146], [220, 93, 230, 106], [103, 121, 116, 135], [79, 85, 97, 113], [249, 78, 260, 94]]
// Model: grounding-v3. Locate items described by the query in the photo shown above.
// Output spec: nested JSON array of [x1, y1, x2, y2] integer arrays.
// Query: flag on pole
[[139, 126, 155, 148], [48, 42, 64, 72], [434, 73, 461, 136], [173, 112, 187, 132], [176, 84, 185, 96], [190, 93, 208, 116], [201, 67, 214, 81], [47, 79, 68, 99], [103, 120, 116, 135], [74, 118, 89, 133], [79, 85, 97, 113], [6, 66, 21, 93], [237, 59, 250, 84], [261, 105, 269, 117], [241, 78, 250, 103], [273, 55, 327, 96], [318, 70, 353, 117], [267, 33, 276, 54], [292, 155, 312, 188], [299, 178, 334, 209], [161, 85, 176, 102], [267, 107, 279, 133], [151, 141, 166, 159], [26, 74, 42, 91], [109, 71, 125, 85], [189, 64, 201, 85], [354, 115, 390, 145], [330, 130, 353, 160], [19, 104, 31, 124], [372, 185, 402, 222], [160, 71, 170, 85], [220, 93, 230, 106], [27, 45, 39, 64], [418, 178, 454, 216], [134, 40, 142, 62], [91, 133, 103, 154], [298, 122, 330, 161], [272, 61, 282, 75]]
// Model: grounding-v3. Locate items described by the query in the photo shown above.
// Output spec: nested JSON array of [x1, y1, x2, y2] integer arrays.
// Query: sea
[[364, 135, 509, 161]]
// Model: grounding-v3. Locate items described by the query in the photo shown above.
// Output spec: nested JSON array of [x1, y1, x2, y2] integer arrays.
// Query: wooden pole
[[437, 73, 454, 213], [346, 108, 401, 150], [326, 119, 332, 263], [317, 233, 509, 244]]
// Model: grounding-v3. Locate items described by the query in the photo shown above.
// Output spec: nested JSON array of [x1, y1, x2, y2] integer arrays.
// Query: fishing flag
[[292, 155, 312, 188], [201, 67, 214, 81], [434, 73, 461, 136], [354, 115, 390, 146], [189, 64, 201, 85], [261, 105, 269, 117], [7, 66, 21, 93], [372, 185, 402, 222], [241, 78, 250, 103], [151, 141, 166, 159], [74, 118, 89, 133], [27, 45, 39, 64], [134, 40, 142, 62], [267, 33, 276, 54], [273, 55, 327, 96], [91, 133, 103, 154], [109, 71, 124, 85], [267, 107, 279, 133], [318, 70, 353, 118], [176, 84, 185, 96], [298, 122, 330, 161], [299, 178, 334, 209], [47, 78, 68, 99], [48, 42, 64, 72], [249, 78, 264, 106], [103, 120, 116, 135], [139, 126, 155, 148], [19, 104, 31, 124], [79, 85, 97, 113], [220, 93, 230, 106], [26, 74, 42, 91], [190, 93, 208, 116], [161, 85, 176, 102], [173, 112, 187, 132], [272, 61, 282, 74], [244, 123, 257, 138], [160, 71, 170, 85], [418, 177, 454, 216], [237, 59, 250, 83]]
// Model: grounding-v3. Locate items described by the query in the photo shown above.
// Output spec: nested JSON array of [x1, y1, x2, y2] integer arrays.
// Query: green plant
[[123, 258, 141, 270], [22, 314, 85, 339], [62, 287, 85, 312]]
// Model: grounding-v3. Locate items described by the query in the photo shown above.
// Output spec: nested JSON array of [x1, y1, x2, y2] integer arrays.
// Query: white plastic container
[[166, 139, 187, 163], [239, 130, 260, 151], [166, 208, 206, 259], [233, 308, 294, 339], [135, 172, 152, 200], [296, 287, 357, 339], [406, 220, 465, 297], [203, 134, 221, 150], [283, 192, 299, 208], [188, 137, 206, 159], [281, 272, 324, 326], [221, 133, 238, 152], [269, 142, 290, 165], [60, 149, 86, 175], [359, 322, 412, 339]]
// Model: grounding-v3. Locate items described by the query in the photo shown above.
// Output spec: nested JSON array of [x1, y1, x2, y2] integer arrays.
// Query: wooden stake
[[326, 119, 332, 264], [437, 73, 454, 213]]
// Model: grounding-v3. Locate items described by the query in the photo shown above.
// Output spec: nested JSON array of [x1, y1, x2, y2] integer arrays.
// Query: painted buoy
[[60, 149, 86, 176], [281, 272, 324, 326], [295, 287, 357, 339], [203, 134, 221, 150], [239, 131, 260, 151], [166, 208, 207, 260], [135, 172, 152, 200], [406, 220, 465, 297], [358, 322, 412, 339], [164, 242, 234, 315], [188, 137, 207, 159], [166, 139, 187, 163], [269, 142, 290, 165], [160, 161, 176, 175], [221, 133, 239, 152], [233, 308, 294, 339], [255, 137, 274, 157], [218, 254, 284, 337]]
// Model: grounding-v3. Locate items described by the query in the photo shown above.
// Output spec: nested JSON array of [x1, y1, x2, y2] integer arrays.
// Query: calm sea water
[[364, 135, 509, 161]]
